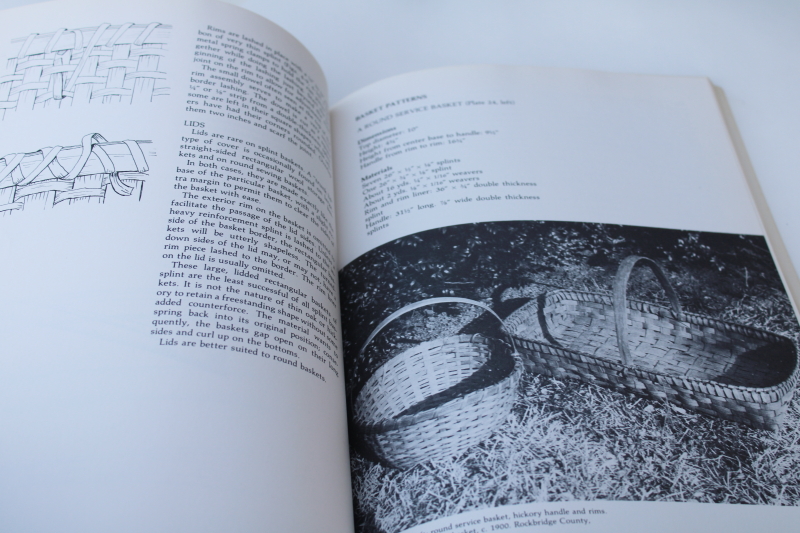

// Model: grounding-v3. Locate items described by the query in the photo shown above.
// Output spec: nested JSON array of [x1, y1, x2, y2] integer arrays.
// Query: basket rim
[[507, 288, 800, 399]]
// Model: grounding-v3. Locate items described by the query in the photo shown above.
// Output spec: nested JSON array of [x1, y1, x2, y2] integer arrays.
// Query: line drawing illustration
[[0, 133, 151, 216], [0, 22, 170, 118]]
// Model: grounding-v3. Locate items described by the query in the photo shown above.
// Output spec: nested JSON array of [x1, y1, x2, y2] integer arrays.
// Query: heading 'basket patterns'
[[353, 297, 523, 470], [505, 256, 799, 431]]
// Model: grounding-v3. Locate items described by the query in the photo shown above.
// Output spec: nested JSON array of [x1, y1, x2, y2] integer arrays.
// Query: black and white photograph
[[339, 220, 800, 533]]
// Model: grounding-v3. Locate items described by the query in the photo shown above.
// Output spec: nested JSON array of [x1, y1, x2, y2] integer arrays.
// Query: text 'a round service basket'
[[504, 256, 799, 430], [353, 297, 523, 470]]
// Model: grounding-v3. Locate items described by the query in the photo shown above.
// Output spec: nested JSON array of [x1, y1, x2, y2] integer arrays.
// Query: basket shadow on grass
[[350, 303, 800, 533]]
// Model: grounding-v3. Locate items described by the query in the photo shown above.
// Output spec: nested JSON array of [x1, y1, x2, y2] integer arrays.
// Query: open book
[[2, 0, 799, 532]]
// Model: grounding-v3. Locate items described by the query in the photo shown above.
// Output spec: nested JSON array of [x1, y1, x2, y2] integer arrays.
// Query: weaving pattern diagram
[[0, 133, 151, 216], [0, 22, 170, 117]]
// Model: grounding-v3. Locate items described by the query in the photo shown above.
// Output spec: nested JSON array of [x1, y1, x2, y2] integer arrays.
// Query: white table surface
[[3, 0, 799, 280]]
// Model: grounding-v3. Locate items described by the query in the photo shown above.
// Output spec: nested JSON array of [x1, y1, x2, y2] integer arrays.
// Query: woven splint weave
[[354, 298, 522, 469], [0, 22, 169, 115]]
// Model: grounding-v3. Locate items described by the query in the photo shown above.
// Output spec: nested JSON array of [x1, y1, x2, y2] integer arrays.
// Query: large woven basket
[[505, 256, 799, 431], [353, 297, 523, 469]]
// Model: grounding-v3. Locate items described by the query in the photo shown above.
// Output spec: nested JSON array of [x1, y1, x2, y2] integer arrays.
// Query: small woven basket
[[354, 297, 522, 470], [505, 256, 799, 431]]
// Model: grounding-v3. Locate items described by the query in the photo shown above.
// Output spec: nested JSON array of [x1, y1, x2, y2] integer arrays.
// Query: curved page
[[0, 1, 352, 532], [332, 65, 800, 533]]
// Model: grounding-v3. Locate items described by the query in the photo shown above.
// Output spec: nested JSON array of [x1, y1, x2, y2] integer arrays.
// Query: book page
[[0, 1, 352, 532], [331, 66, 800, 533], [332, 66, 769, 266]]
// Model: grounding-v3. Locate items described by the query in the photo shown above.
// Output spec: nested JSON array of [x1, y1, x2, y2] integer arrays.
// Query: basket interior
[[355, 334, 513, 426], [511, 292, 796, 388]]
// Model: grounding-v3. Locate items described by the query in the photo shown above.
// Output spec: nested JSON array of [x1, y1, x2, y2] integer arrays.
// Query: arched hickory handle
[[613, 256, 683, 366], [359, 297, 518, 357]]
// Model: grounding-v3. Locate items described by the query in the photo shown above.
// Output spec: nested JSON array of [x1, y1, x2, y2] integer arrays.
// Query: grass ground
[[352, 371, 800, 533]]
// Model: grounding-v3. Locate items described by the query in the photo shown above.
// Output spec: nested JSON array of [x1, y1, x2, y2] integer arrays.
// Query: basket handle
[[359, 297, 517, 357], [612, 256, 684, 366]]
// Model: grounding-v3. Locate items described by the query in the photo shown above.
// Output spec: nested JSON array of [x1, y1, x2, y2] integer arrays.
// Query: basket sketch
[[0, 22, 169, 117], [505, 256, 799, 430], [0, 133, 150, 216], [353, 297, 523, 470]]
